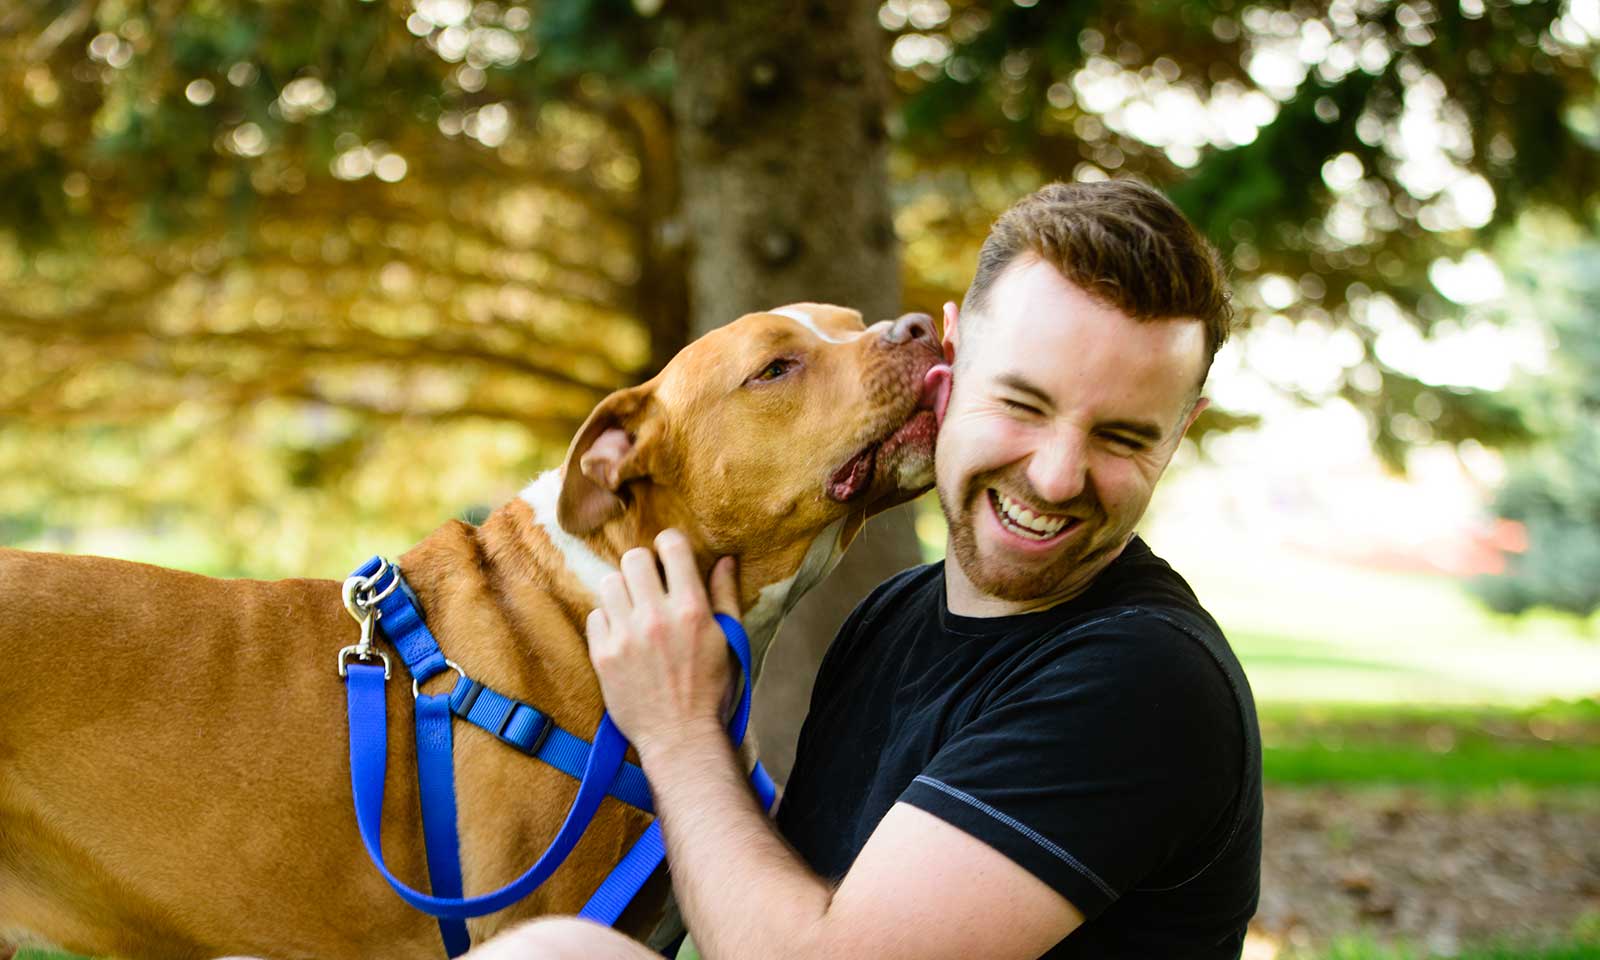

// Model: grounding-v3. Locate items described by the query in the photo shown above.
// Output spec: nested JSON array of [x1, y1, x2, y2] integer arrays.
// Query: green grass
[[1258, 699, 1600, 790], [1140, 522, 1600, 709], [1300, 931, 1600, 959]]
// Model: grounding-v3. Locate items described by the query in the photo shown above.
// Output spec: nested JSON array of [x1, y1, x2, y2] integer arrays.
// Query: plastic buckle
[[502, 704, 554, 757]]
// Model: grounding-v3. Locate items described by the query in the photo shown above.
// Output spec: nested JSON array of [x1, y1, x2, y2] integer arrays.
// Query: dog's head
[[555, 303, 944, 611]]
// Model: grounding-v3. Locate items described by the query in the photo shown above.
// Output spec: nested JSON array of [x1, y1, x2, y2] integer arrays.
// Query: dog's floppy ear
[[558, 385, 658, 535]]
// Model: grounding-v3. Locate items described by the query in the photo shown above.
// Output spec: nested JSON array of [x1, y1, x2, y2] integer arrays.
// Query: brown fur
[[0, 304, 941, 960]]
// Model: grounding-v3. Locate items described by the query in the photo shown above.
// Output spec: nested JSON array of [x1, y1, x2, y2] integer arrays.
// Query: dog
[[0, 303, 947, 960]]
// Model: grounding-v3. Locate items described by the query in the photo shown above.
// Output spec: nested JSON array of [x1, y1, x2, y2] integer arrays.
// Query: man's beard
[[937, 468, 1104, 604]]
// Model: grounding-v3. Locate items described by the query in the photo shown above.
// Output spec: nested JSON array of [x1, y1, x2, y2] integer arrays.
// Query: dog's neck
[[739, 516, 850, 678], [516, 468, 849, 682]]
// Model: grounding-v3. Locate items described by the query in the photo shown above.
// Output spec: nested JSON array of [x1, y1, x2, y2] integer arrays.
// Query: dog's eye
[[753, 358, 794, 382]]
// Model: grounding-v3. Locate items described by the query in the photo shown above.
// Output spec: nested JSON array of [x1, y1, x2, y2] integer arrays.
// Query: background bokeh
[[3, 1, 1598, 957]]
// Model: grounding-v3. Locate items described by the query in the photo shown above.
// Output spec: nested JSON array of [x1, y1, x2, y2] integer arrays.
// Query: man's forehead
[[974, 265, 1205, 389], [968, 311, 1204, 424]]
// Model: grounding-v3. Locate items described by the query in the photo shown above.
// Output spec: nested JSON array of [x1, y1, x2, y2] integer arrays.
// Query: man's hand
[[585, 528, 742, 759]]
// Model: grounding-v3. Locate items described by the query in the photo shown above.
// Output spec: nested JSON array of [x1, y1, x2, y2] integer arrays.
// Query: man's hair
[[962, 180, 1235, 380]]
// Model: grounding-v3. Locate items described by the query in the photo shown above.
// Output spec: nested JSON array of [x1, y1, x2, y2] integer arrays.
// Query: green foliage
[[889, 0, 1597, 464], [1473, 237, 1600, 617], [2, 0, 1599, 561]]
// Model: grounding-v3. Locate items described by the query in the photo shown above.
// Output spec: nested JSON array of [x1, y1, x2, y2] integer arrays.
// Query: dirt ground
[[1251, 786, 1600, 956]]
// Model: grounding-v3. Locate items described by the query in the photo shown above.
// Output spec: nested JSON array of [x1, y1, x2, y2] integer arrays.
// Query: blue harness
[[339, 556, 777, 956]]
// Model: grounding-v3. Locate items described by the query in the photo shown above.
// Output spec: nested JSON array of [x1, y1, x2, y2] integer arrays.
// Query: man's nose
[[1028, 431, 1088, 506], [881, 312, 939, 350]]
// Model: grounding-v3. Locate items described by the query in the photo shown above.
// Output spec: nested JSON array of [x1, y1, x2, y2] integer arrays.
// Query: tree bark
[[670, 0, 925, 782]]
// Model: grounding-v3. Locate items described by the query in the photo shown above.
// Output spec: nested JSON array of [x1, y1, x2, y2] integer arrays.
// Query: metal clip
[[338, 643, 392, 679], [338, 558, 398, 679]]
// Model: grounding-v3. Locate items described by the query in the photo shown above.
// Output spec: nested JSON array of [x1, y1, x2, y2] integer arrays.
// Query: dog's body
[[0, 304, 943, 960]]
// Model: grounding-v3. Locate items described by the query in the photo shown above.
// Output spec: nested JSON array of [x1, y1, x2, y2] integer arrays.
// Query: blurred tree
[[1472, 230, 1600, 619], [884, 0, 1595, 465], [3, 0, 1600, 763]]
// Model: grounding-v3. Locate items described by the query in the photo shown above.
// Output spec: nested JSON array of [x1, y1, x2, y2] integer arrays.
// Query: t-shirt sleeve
[[898, 613, 1244, 920]]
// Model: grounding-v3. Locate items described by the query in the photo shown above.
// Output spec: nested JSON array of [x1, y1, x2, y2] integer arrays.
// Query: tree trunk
[[670, 0, 924, 782]]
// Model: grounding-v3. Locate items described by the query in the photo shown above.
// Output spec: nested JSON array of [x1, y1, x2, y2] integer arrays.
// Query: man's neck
[[941, 537, 1130, 619]]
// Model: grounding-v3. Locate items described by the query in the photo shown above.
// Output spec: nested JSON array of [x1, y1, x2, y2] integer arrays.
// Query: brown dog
[[0, 304, 944, 960]]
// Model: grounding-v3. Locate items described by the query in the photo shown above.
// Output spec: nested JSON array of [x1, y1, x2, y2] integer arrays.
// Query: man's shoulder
[[1087, 536, 1209, 616], [813, 561, 942, 681], [854, 561, 943, 628]]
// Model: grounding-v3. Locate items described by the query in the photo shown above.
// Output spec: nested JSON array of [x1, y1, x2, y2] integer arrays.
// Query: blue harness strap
[[343, 559, 776, 956], [347, 662, 630, 917], [414, 693, 471, 957], [446, 675, 655, 813], [576, 614, 778, 926]]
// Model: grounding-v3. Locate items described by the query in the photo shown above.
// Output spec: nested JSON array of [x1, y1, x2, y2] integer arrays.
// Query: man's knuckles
[[672, 599, 708, 627]]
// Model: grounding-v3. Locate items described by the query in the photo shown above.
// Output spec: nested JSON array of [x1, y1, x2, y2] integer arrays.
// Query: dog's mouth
[[827, 443, 879, 503], [825, 373, 942, 503]]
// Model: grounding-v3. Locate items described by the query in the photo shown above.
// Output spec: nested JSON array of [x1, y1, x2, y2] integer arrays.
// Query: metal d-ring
[[343, 558, 401, 620], [414, 659, 467, 700], [368, 560, 402, 605]]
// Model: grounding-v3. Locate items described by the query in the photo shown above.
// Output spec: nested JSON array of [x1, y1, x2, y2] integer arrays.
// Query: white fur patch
[[519, 469, 617, 599], [771, 306, 848, 344], [520, 466, 848, 677], [741, 515, 851, 679]]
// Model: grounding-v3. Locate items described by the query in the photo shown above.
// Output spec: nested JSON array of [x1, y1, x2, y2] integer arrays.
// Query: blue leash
[[577, 612, 777, 928], [340, 556, 774, 956]]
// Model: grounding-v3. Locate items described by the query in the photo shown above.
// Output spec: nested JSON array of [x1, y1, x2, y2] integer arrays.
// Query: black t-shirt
[[776, 537, 1262, 958]]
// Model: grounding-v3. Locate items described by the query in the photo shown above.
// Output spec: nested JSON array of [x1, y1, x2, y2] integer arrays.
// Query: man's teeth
[[994, 490, 1069, 539]]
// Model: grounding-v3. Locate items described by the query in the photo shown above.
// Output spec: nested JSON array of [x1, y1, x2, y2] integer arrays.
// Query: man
[[480, 180, 1261, 959]]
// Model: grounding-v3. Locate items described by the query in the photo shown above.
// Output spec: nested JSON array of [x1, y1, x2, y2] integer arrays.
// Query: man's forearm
[[640, 722, 833, 960]]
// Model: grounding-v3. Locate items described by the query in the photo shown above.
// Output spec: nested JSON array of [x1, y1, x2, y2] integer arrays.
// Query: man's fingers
[[598, 571, 632, 623], [619, 546, 665, 605], [709, 555, 741, 618], [655, 529, 703, 603], [585, 608, 609, 646]]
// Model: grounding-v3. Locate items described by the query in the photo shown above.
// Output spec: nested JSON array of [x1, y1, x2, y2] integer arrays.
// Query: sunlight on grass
[[1143, 523, 1600, 708]]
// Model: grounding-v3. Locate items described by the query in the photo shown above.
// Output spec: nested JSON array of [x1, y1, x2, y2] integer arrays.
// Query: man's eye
[[1103, 434, 1146, 453], [1001, 398, 1040, 416]]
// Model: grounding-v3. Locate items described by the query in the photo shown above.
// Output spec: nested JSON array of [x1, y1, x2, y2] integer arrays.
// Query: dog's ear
[[558, 385, 658, 535]]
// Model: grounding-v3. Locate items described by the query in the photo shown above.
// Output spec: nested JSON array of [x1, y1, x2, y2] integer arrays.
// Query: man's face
[[935, 255, 1208, 606]]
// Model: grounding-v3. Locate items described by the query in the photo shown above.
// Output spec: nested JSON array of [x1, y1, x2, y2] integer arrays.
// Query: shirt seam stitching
[[910, 774, 1117, 901]]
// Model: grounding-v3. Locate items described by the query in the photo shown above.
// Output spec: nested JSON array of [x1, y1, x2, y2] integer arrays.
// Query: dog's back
[[0, 548, 449, 959]]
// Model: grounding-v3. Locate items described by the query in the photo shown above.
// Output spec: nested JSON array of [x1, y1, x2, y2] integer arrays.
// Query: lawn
[[1257, 699, 1600, 790], [1145, 524, 1600, 709]]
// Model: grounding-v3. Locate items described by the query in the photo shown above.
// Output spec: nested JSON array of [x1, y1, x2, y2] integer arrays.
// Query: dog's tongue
[[921, 364, 952, 428], [827, 444, 876, 502]]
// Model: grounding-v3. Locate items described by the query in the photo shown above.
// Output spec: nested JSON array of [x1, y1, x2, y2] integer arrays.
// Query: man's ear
[[1179, 397, 1210, 438], [557, 385, 658, 535], [941, 300, 960, 366]]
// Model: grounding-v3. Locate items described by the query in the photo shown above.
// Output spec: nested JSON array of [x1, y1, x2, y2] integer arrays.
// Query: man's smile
[[986, 488, 1081, 547]]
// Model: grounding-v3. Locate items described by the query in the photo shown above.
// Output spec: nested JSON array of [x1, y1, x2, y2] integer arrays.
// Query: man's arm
[[587, 532, 1083, 960]]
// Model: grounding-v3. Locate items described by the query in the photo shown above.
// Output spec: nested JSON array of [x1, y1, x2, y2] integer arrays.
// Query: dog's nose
[[883, 312, 938, 349]]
